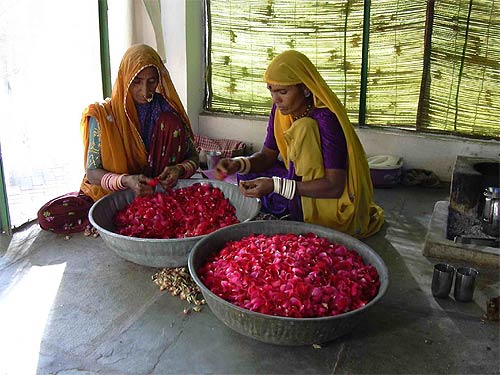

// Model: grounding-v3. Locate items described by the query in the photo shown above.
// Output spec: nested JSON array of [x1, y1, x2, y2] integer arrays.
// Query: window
[[207, 0, 499, 140], [418, 0, 500, 138]]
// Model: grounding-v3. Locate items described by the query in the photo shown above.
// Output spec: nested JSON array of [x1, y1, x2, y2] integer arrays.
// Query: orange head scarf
[[80, 44, 192, 201], [264, 50, 384, 238]]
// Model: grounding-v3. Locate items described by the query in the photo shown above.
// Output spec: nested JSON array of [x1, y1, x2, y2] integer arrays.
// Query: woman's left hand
[[157, 166, 182, 190], [239, 177, 273, 198]]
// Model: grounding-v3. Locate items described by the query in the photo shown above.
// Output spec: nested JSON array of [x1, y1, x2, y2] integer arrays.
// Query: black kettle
[[481, 187, 500, 238]]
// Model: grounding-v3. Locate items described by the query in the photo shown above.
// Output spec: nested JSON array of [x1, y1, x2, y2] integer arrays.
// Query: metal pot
[[481, 187, 500, 237]]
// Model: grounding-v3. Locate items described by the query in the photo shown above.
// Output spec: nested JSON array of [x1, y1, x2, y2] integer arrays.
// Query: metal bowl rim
[[88, 179, 260, 243], [188, 220, 389, 322]]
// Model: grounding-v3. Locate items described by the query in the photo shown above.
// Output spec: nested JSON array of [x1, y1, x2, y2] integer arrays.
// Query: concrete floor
[[0, 184, 499, 375]]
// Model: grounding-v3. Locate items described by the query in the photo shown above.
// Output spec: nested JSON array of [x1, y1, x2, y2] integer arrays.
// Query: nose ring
[[144, 93, 154, 103]]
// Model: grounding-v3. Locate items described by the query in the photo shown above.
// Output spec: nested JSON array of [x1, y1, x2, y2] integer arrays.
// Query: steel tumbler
[[431, 263, 455, 298], [454, 267, 479, 302]]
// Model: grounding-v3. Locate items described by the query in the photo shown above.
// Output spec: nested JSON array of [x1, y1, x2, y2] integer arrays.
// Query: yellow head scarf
[[80, 44, 192, 201], [264, 50, 384, 238]]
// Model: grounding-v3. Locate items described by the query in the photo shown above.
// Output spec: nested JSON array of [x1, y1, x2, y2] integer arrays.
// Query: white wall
[[160, 0, 187, 109], [160, 0, 204, 134], [356, 128, 499, 181], [162, 1, 499, 182], [198, 114, 499, 182]]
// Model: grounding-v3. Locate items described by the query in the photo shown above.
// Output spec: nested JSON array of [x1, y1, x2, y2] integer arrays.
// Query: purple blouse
[[263, 105, 347, 170], [135, 93, 173, 151]]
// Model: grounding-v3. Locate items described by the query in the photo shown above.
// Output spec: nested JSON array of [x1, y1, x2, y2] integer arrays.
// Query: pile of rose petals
[[198, 233, 380, 318], [114, 183, 239, 239]]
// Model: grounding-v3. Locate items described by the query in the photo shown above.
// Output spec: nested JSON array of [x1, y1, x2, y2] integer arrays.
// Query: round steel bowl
[[188, 220, 389, 346], [88, 179, 261, 268]]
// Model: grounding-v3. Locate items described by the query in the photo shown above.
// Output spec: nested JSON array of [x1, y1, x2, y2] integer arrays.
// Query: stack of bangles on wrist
[[234, 156, 251, 174], [101, 172, 128, 191], [272, 176, 297, 200], [176, 159, 198, 178]]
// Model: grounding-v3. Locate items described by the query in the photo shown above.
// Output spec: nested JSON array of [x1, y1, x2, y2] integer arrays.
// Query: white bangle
[[272, 176, 281, 194], [272, 176, 296, 200], [234, 156, 251, 174], [283, 178, 297, 200], [236, 157, 245, 173]]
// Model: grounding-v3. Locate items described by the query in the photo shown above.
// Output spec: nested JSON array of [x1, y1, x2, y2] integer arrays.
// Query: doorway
[[0, 0, 103, 229]]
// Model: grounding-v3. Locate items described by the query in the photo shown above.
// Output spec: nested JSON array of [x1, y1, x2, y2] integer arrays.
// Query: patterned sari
[[38, 44, 197, 234]]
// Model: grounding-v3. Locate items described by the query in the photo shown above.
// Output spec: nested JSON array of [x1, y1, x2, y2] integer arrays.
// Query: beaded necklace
[[292, 103, 313, 121]]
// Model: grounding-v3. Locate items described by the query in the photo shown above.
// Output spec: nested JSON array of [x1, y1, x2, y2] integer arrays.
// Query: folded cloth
[[37, 191, 94, 234], [194, 135, 246, 158]]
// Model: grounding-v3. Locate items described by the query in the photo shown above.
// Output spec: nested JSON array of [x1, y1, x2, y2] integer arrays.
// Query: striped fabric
[[194, 135, 246, 158]]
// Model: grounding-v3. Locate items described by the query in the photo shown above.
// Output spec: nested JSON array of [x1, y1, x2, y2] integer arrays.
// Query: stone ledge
[[423, 200, 499, 269]]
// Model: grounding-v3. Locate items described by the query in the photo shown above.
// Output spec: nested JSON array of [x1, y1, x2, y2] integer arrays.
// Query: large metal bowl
[[88, 179, 261, 268], [188, 220, 389, 346]]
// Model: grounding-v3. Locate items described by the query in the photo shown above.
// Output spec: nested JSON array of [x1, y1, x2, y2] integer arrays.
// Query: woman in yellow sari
[[215, 50, 383, 238], [38, 44, 199, 234]]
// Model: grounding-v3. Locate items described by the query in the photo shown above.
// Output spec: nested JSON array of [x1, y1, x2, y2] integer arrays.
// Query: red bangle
[[176, 164, 186, 178]]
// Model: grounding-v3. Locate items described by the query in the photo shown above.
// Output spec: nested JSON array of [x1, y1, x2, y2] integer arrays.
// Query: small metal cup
[[206, 151, 222, 170], [454, 267, 479, 302], [431, 263, 455, 298]]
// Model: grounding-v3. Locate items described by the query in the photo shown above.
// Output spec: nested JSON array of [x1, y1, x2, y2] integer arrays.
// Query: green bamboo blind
[[207, 0, 499, 139], [207, 0, 366, 120], [418, 0, 500, 138], [365, 1, 426, 127]]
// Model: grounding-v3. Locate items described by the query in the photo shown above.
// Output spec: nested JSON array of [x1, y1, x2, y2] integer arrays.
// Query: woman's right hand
[[238, 177, 273, 198], [214, 157, 240, 180], [121, 174, 156, 196]]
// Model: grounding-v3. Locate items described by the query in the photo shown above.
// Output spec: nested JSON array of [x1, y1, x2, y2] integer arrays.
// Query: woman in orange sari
[[38, 44, 199, 233]]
